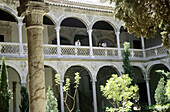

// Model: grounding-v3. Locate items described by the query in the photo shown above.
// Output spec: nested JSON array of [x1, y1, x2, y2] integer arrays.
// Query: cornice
[[45, 0, 114, 12]]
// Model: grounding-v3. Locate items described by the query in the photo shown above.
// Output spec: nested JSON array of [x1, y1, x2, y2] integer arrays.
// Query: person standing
[[75, 40, 81, 46], [102, 42, 107, 47]]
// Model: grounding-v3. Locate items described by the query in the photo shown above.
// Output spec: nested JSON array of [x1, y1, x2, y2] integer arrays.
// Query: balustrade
[[0, 42, 168, 60], [145, 45, 168, 58]]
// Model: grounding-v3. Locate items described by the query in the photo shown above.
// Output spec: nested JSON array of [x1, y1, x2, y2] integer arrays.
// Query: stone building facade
[[0, 0, 169, 112]]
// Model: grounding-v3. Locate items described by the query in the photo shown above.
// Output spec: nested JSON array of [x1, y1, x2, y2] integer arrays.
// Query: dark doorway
[[133, 40, 141, 49], [0, 35, 4, 42]]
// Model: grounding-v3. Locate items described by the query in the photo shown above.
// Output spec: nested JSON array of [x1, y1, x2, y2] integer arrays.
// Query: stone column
[[17, 18, 23, 55], [18, 1, 49, 112], [54, 26, 61, 56], [60, 80, 64, 112], [87, 29, 93, 57], [91, 79, 98, 112], [115, 32, 121, 57], [141, 37, 146, 57], [76, 91, 80, 111], [145, 77, 151, 105]]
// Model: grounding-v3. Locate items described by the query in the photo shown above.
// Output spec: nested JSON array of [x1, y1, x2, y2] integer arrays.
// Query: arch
[[147, 62, 170, 75], [64, 64, 92, 79], [43, 15, 55, 25], [148, 64, 169, 104], [45, 12, 57, 25], [59, 16, 88, 28], [132, 66, 148, 105], [64, 65, 93, 111], [96, 64, 121, 77], [0, 6, 18, 22], [91, 19, 117, 32], [96, 65, 120, 111], [0, 61, 22, 82], [44, 62, 58, 74], [131, 65, 145, 78]]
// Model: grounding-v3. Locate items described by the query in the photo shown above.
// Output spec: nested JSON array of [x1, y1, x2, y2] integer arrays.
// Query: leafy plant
[[122, 42, 135, 85], [100, 74, 138, 112], [46, 86, 58, 112]]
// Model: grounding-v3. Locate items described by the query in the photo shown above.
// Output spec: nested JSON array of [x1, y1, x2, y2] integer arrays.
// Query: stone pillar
[[18, 1, 49, 112], [141, 37, 146, 57], [17, 18, 23, 55], [87, 29, 93, 57], [91, 79, 98, 112], [115, 32, 121, 57], [54, 26, 61, 56], [60, 80, 64, 112], [145, 77, 151, 105], [76, 91, 80, 111]]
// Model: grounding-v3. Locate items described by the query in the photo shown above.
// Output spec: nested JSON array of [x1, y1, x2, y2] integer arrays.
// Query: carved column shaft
[[60, 80, 64, 112], [145, 77, 151, 105], [17, 19, 23, 55], [141, 37, 146, 57], [87, 29, 93, 57], [91, 80, 98, 112], [18, 1, 49, 112], [115, 32, 121, 57], [55, 26, 61, 56]]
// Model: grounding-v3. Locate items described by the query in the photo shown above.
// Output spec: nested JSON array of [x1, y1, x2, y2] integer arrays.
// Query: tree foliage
[[110, 0, 169, 48], [100, 74, 138, 112], [19, 86, 29, 112], [0, 57, 12, 112], [122, 42, 135, 85], [154, 77, 168, 105], [46, 86, 58, 112], [150, 70, 170, 112], [156, 70, 170, 100]]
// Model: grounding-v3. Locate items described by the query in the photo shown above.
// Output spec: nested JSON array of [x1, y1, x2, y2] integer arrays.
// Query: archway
[[61, 17, 87, 45], [5, 66, 20, 112], [132, 66, 147, 107], [120, 26, 141, 49], [0, 9, 18, 43], [44, 65, 61, 111], [149, 64, 169, 104], [92, 21, 116, 47], [96, 66, 119, 112], [64, 65, 93, 112]]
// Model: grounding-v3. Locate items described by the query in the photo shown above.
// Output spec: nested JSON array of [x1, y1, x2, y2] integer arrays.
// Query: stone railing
[[93, 47, 118, 57], [0, 42, 20, 55], [145, 45, 168, 59], [0, 42, 168, 60], [61, 45, 90, 56], [121, 48, 144, 58]]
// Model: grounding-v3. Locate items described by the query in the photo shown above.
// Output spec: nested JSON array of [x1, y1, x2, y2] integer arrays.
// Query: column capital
[[60, 80, 64, 83], [18, 17, 24, 25], [91, 79, 97, 83], [18, 21, 23, 26], [115, 31, 120, 35], [18, 1, 49, 28], [144, 77, 150, 81], [87, 29, 93, 33], [20, 80, 27, 85], [54, 26, 60, 31]]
